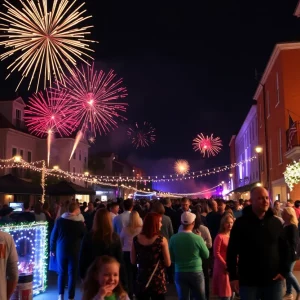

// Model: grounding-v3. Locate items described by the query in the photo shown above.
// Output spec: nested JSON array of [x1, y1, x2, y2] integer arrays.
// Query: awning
[[46, 180, 96, 196], [0, 174, 42, 195], [227, 182, 260, 195]]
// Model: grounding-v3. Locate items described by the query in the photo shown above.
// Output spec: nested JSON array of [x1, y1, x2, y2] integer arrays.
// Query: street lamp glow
[[84, 171, 89, 176], [53, 165, 59, 170], [229, 173, 233, 178], [256, 183, 262, 187], [255, 146, 263, 154]]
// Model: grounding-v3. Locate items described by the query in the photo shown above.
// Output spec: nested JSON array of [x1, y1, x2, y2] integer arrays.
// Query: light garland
[[284, 161, 300, 191], [0, 222, 48, 295]]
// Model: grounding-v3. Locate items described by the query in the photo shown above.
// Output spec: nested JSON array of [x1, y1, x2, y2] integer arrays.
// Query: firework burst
[[0, 0, 96, 91], [193, 133, 222, 157], [127, 122, 156, 148], [61, 64, 128, 137], [24, 88, 76, 165], [174, 159, 190, 175]]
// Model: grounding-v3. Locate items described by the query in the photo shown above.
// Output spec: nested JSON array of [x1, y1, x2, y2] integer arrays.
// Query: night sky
[[1, 0, 300, 186]]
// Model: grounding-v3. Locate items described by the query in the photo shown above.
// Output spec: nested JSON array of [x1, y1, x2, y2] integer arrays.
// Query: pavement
[[35, 268, 300, 300]]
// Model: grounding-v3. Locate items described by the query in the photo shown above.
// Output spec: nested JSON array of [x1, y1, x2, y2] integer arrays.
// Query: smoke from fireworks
[[24, 89, 76, 165], [193, 133, 222, 157], [174, 159, 190, 175], [0, 0, 96, 91], [127, 122, 156, 148]]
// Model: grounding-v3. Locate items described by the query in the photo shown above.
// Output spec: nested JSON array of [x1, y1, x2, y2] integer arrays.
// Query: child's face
[[98, 263, 119, 292]]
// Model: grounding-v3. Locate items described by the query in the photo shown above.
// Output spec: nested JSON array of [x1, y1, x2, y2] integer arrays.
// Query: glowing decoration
[[1, 222, 48, 296], [193, 133, 222, 157], [284, 161, 300, 191], [174, 159, 190, 175], [24, 89, 76, 166], [127, 122, 156, 148], [0, 0, 96, 91]]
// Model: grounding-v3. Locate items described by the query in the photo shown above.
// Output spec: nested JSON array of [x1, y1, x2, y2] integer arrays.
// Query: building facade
[[229, 105, 259, 199], [0, 97, 89, 187], [254, 42, 300, 201]]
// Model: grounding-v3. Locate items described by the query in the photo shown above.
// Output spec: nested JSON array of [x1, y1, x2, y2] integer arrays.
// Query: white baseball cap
[[181, 212, 196, 225]]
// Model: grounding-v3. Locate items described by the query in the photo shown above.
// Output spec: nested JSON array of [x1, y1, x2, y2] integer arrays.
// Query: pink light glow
[[60, 64, 128, 136], [24, 89, 76, 137], [127, 122, 156, 148], [193, 133, 223, 157]]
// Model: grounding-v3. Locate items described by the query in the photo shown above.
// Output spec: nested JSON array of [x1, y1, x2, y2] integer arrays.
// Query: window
[[73, 152, 76, 160], [27, 151, 32, 163], [276, 72, 280, 107], [259, 104, 262, 128], [269, 140, 272, 169], [266, 90, 270, 118], [73, 167, 75, 173], [12, 147, 17, 157], [79, 150, 82, 161], [15, 109, 22, 129], [278, 128, 283, 164], [20, 149, 24, 158]]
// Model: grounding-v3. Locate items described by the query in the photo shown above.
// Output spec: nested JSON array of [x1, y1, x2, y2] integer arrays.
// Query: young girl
[[82, 255, 130, 300]]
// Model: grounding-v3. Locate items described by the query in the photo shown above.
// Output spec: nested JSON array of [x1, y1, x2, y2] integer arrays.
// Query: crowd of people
[[1, 187, 300, 300]]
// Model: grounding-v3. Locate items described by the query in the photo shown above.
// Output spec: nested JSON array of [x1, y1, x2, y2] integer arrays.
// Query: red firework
[[60, 64, 128, 136], [24, 89, 76, 137], [127, 122, 156, 148], [193, 133, 222, 157]]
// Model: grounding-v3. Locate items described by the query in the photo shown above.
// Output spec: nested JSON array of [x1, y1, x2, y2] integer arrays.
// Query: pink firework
[[193, 133, 222, 157], [127, 122, 156, 148], [61, 64, 128, 136], [24, 89, 76, 137]]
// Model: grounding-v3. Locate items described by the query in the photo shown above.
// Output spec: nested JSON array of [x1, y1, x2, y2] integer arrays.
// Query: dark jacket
[[206, 211, 223, 241], [164, 206, 179, 233], [50, 213, 86, 255], [79, 231, 127, 288], [227, 205, 287, 286], [283, 224, 299, 263]]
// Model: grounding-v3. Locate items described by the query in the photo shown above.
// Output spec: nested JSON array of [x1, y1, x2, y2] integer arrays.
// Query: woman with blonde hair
[[79, 208, 127, 290], [282, 207, 300, 300], [120, 210, 143, 298], [213, 214, 235, 300]]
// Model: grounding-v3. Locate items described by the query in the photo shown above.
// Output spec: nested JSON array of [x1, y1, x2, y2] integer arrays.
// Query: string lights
[[1, 222, 48, 295]]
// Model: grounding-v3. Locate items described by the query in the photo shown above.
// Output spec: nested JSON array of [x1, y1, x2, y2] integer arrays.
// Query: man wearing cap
[[169, 211, 209, 300]]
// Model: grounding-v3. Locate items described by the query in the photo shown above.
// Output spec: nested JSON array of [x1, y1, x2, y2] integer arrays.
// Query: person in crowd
[[162, 198, 179, 233], [192, 209, 212, 300], [131, 212, 171, 300], [206, 199, 220, 241], [43, 201, 53, 222], [120, 210, 143, 298], [0, 206, 14, 224], [232, 201, 242, 219], [79, 208, 127, 290], [212, 214, 234, 300], [54, 198, 62, 220], [84, 202, 95, 231], [80, 202, 88, 214], [152, 201, 174, 241], [113, 199, 133, 235], [82, 255, 129, 300], [243, 200, 250, 207], [227, 187, 287, 300], [200, 202, 209, 226], [169, 211, 209, 300], [294, 200, 300, 220], [34, 201, 46, 221], [281, 207, 300, 300], [287, 199, 295, 208], [174, 198, 191, 233], [17, 200, 35, 222], [59, 200, 70, 218], [110, 202, 120, 222], [50, 202, 86, 300], [238, 199, 244, 210], [273, 200, 282, 217], [0, 229, 18, 300]]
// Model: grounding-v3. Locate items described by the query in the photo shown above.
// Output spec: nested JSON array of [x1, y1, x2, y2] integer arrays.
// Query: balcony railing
[[286, 121, 300, 151]]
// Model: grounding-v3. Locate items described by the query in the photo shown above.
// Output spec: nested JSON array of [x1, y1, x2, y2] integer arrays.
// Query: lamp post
[[255, 146, 263, 187]]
